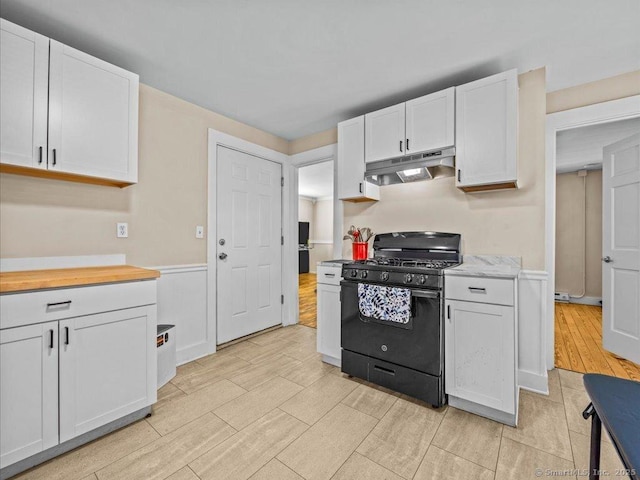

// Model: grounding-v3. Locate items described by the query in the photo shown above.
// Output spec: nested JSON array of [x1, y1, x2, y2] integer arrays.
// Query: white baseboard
[[569, 296, 602, 306], [518, 370, 549, 395], [154, 264, 212, 365]]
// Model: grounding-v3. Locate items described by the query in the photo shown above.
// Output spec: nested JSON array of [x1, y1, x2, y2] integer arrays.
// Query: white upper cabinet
[[365, 103, 406, 163], [455, 69, 518, 192], [48, 41, 139, 184], [337, 116, 380, 201], [0, 19, 139, 187], [405, 87, 455, 153], [0, 19, 49, 169]]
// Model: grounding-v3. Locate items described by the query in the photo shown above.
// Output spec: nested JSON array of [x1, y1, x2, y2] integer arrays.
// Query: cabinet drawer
[[445, 276, 514, 306], [316, 265, 342, 286], [0, 280, 157, 329]]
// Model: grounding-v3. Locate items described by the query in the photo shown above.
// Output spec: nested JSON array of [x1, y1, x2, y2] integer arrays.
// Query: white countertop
[[318, 259, 352, 267], [445, 255, 521, 279]]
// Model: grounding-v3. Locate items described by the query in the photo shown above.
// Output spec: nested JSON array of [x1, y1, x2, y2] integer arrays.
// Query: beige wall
[[343, 69, 547, 270], [309, 198, 334, 269], [555, 171, 602, 298], [547, 70, 640, 114], [298, 197, 314, 240], [289, 128, 337, 156], [0, 84, 289, 266]]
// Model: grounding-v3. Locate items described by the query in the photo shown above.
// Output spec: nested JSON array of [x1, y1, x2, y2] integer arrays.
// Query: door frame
[[290, 143, 342, 318], [207, 129, 291, 351], [544, 95, 640, 369]]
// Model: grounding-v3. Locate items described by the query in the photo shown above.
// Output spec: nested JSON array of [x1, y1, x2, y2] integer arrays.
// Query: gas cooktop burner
[[358, 257, 458, 269]]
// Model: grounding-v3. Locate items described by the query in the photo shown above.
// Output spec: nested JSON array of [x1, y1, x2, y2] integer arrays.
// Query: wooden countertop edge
[[0, 266, 161, 293]]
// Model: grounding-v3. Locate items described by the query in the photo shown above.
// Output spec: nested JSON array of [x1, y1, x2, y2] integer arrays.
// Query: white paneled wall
[[155, 264, 210, 365], [518, 270, 549, 394]]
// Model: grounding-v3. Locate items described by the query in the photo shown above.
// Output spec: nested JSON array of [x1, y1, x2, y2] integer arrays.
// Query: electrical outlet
[[117, 223, 128, 238], [196, 226, 204, 239]]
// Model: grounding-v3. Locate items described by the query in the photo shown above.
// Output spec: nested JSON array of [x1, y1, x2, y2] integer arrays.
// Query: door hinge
[[281, 177, 284, 187], [281, 236, 284, 245], [281, 295, 284, 304]]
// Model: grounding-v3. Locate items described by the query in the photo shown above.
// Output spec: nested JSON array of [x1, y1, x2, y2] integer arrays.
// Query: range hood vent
[[365, 147, 456, 186]]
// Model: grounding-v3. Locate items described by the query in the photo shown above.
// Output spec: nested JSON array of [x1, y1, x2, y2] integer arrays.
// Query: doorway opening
[[553, 117, 640, 379], [298, 160, 335, 329]]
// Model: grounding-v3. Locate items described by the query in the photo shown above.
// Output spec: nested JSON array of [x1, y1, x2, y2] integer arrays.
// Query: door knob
[[218, 253, 228, 260], [602, 256, 613, 263]]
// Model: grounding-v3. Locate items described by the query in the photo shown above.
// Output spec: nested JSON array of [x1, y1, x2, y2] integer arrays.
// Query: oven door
[[341, 280, 442, 375]]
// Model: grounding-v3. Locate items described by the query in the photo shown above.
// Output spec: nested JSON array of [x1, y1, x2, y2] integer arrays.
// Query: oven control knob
[[418, 275, 426, 285], [360, 270, 368, 279], [404, 274, 412, 283], [380, 271, 389, 281], [350, 269, 358, 278]]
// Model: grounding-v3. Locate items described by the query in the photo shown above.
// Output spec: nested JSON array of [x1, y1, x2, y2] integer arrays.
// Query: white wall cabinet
[[405, 88, 455, 154], [365, 103, 406, 163], [0, 19, 49, 169], [455, 69, 518, 192], [0, 323, 59, 469], [445, 274, 518, 425], [337, 116, 380, 201], [0, 19, 139, 187], [316, 264, 342, 367], [0, 280, 157, 470], [364, 88, 455, 164]]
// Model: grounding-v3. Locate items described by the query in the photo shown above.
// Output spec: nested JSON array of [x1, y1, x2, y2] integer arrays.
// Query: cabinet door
[[317, 283, 341, 363], [0, 323, 58, 468], [337, 116, 380, 201], [59, 306, 156, 442], [365, 103, 406, 163], [405, 87, 455, 153], [0, 19, 49, 169], [48, 40, 139, 183], [445, 300, 515, 413], [455, 69, 518, 189]]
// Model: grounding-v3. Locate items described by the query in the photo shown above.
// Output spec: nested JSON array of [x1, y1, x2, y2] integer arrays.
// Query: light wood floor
[[298, 273, 317, 329], [14, 325, 628, 480], [555, 302, 640, 381]]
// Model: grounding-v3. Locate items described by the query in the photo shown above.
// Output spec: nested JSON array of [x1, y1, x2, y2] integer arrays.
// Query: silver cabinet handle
[[602, 256, 613, 263], [218, 252, 227, 260], [324, 273, 335, 277]]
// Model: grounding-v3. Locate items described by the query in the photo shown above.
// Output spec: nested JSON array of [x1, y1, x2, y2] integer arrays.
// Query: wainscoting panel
[[518, 270, 549, 394], [155, 264, 210, 365]]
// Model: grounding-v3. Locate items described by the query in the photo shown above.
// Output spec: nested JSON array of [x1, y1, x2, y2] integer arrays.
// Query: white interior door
[[217, 146, 282, 344], [602, 133, 640, 364]]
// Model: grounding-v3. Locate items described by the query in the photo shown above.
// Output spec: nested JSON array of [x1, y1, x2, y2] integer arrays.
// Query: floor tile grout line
[[187, 464, 203, 479]]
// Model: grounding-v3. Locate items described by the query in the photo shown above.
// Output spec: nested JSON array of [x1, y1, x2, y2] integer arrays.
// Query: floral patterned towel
[[358, 283, 411, 325]]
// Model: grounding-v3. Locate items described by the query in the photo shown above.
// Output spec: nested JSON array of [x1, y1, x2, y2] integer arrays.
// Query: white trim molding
[[154, 264, 209, 365], [568, 296, 602, 306], [518, 269, 549, 395], [207, 130, 294, 352], [545, 95, 640, 370]]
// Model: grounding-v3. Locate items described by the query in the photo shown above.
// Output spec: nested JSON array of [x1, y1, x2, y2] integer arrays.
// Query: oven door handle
[[410, 290, 439, 299]]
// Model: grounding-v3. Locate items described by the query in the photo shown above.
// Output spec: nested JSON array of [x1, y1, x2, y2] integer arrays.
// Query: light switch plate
[[196, 226, 204, 239], [117, 223, 128, 238]]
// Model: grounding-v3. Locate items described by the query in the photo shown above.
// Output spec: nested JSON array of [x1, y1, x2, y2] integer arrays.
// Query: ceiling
[[298, 161, 334, 199], [556, 117, 640, 173], [1, 1, 638, 140]]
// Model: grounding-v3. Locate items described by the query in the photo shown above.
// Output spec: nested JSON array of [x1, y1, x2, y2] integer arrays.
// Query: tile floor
[[14, 325, 629, 480]]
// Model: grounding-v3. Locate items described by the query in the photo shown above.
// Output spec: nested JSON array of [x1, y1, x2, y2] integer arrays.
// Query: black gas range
[[340, 231, 461, 407]]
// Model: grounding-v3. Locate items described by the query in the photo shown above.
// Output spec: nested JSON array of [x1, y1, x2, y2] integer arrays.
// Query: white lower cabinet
[[444, 275, 518, 425], [0, 323, 58, 469], [59, 307, 156, 442], [0, 281, 157, 470], [316, 265, 342, 366]]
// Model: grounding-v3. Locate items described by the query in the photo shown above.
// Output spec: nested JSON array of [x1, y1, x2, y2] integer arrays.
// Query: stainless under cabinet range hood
[[365, 147, 455, 185]]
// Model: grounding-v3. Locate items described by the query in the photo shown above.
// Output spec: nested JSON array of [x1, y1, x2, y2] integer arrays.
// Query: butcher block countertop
[[0, 265, 161, 293]]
